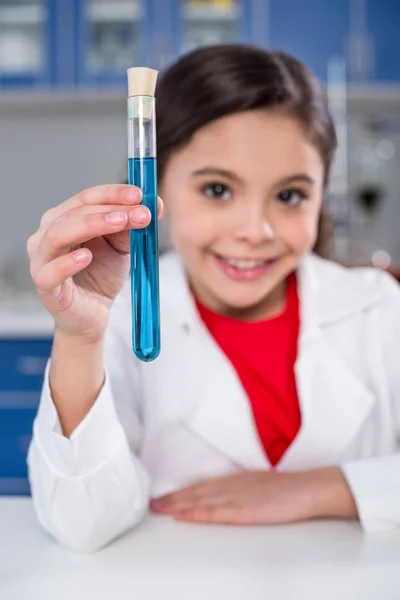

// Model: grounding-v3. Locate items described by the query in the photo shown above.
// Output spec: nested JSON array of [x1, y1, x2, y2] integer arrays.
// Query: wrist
[[303, 466, 358, 520], [53, 325, 106, 349], [51, 328, 105, 389], [50, 330, 105, 438]]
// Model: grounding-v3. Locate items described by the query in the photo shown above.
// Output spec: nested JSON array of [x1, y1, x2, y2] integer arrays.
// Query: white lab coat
[[28, 252, 400, 552]]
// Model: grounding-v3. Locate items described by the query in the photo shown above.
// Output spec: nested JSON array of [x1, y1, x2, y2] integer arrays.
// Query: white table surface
[[1, 498, 400, 600]]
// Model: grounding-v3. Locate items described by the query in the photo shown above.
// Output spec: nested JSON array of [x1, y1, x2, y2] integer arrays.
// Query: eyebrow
[[274, 174, 315, 186], [191, 167, 315, 187], [191, 167, 243, 184]]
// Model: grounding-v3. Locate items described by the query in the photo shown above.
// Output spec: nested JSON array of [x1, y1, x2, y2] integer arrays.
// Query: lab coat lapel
[[181, 318, 270, 471], [277, 255, 376, 470], [161, 254, 269, 471]]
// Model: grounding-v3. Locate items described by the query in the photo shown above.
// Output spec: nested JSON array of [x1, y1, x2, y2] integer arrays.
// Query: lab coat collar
[[297, 253, 382, 332], [160, 252, 377, 471], [161, 251, 383, 334]]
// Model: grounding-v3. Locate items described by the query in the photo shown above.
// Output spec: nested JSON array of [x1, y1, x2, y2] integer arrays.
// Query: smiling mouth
[[213, 253, 278, 271]]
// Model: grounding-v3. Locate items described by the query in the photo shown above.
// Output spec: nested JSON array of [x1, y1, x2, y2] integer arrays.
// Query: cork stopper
[[127, 67, 158, 98]]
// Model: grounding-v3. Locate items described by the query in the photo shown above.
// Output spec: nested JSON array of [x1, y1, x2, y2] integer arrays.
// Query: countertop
[[1, 498, 400, 600]]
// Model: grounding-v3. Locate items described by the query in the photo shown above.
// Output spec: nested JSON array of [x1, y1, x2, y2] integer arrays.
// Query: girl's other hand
[[150, 467, 358, 525]]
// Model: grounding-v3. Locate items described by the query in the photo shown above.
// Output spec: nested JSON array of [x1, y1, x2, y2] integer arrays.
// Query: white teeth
[[225, 258, 266, 270]]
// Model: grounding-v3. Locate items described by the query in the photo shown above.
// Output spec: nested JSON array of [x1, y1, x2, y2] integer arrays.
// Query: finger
[[173, 503, 247, 525], [40, 185, 142, 228], [63, 197, 162, 221], [27, 231, 40, 259], [155, 477, 222, 504], [32, 204, 131, 260], [37, 207, 150, 267], [151, 493, 228, 514], [150, 485, 224, 513], [151, 486, 205, 509], [33, 248, 92, 301]]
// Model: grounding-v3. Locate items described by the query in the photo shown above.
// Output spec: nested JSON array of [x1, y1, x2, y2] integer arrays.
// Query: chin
[[212, 281, 277, 312]]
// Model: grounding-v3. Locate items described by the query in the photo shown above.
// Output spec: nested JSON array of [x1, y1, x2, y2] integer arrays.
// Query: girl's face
[[160, 110, 325, 319]]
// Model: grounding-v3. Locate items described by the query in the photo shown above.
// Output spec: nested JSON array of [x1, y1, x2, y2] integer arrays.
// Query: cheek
[[277, 210, 320, 254], [167, 205, 220, 253]]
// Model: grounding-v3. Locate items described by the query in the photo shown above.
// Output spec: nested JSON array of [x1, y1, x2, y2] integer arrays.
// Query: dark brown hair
[[156, 44, 337, 257]]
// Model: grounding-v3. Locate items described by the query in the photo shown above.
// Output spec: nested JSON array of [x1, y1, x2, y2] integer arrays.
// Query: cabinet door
[[0, 406, 38, 495], [0, 338, 52, 391], [179, 0, 242, 55], [77, 0, 146, 86], [0, 338, 51, 495], [0, 0, 51, 88], [269, 0, 349, 82]]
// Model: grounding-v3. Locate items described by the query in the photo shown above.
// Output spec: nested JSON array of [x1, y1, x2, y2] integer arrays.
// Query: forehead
[[172, 110, 324, 180]]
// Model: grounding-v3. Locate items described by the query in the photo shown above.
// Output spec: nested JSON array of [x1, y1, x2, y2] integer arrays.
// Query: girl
[[27, 45, 400, 553]]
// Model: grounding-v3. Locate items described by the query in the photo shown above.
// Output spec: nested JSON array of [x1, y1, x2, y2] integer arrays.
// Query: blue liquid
[[128, 157, 160, 361]]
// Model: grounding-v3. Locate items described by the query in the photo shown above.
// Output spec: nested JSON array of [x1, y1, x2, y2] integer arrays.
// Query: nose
[[233, 204, 275, 245]]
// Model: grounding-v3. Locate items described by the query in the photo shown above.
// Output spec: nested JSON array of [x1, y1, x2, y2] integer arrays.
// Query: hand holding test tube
[[127, 67, 161, 361]]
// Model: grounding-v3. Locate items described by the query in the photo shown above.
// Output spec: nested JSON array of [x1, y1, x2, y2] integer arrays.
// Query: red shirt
[[195, 273, 301, 466]]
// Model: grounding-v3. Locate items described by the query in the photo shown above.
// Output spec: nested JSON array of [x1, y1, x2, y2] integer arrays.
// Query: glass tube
[[127, 93, 160, 361]]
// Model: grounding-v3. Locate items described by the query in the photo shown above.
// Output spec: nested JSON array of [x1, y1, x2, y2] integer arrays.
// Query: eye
[[202, 183, 232, 200], [277, 188, 308, 207]]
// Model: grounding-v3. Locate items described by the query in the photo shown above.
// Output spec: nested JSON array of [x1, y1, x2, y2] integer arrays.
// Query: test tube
[[127, 67, 160, 361]]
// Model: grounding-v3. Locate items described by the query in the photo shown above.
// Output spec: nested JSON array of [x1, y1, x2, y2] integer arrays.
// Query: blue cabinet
[[179, 0, 242, 55], [0, 0, 82, 89], [135, 1, 269, 71], [76, 0, 253, 81], [0, 0, 264, 89], [1, 1, 400, 90], [0, 409, 37, 494], [269, 0, 349, 82], [269, 0, 400, 84], [76, 0, 147, 87], [0, 0, 51, 89], [367, 0, 400, 82], [0, 337, 52, 495]]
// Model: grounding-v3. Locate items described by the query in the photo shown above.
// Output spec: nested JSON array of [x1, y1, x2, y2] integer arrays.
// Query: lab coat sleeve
[[27, 287, 150, 552], [342, 272, 400, 532]]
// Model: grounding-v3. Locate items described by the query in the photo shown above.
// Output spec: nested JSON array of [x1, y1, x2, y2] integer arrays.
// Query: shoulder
[[309, 253, 399, 296], [301, 254, 400, 322]]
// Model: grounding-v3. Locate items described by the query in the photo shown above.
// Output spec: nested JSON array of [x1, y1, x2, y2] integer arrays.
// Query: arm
[[28, 287, 150, 552], [340, 272, 400, 532]]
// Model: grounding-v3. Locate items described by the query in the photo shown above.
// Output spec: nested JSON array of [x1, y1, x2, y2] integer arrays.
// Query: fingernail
[[130, 206, 149, 224], [106, 211, 127, 224], [74, 249, 90, 263], [122, 187, 140, 203]]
